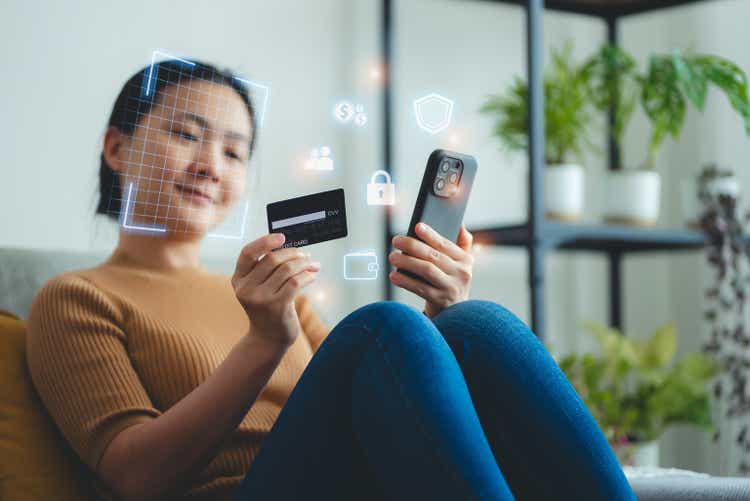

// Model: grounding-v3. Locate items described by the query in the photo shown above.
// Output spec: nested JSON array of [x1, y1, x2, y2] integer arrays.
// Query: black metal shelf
[[470, 222, 707, 252], [480, 0, 712, 18], [380, 0, 717, 340]]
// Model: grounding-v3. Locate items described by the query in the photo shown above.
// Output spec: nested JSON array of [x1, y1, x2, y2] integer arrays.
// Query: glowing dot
[[473, 243, 483, 253]]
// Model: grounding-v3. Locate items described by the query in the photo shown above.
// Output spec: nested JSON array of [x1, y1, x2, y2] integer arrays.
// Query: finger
[[457, 224, 473, 252], [265, 255, 321, 293], [245, 247, 309, 287], [388, 251, 452, 290], [276, 270, 318, 302], [388, 270, 441, 303], [233, 233, 286, 280], [414, 222, 466, 261], [392, 234, 456, 274]]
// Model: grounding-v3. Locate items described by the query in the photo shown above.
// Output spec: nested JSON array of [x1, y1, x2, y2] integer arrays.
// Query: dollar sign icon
[[338, 104, 350, 120], [334, 101, 354, 123], [354, 113, 368, 127]]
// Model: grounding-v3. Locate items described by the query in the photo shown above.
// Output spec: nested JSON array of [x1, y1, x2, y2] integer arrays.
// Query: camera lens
[[441, 161, 451, 172], [436, 178, 446, 190], [449, 173, 458, 183]]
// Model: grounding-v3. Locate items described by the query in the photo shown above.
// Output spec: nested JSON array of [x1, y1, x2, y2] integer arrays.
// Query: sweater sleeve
[[25, 274, 162, 473], [295, 294, 330, 353]]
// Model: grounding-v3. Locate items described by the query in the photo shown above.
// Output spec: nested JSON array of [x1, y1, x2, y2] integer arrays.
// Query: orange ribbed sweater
[[25, 254, 330, 500]]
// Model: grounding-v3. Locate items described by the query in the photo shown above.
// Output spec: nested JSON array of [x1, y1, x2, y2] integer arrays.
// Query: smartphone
[[397, 149, 478, 283]]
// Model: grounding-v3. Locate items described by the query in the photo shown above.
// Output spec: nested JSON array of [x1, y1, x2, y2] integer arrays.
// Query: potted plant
[[481, 42, 593, 222], [559, 321, 716, 467], [580, 44, 660, 226], [682, 163, 740, 229], [584, 45, 750, 226]]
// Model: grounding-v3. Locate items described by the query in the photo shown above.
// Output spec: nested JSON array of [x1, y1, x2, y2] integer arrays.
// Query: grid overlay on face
[[107, 50, 269, 240]]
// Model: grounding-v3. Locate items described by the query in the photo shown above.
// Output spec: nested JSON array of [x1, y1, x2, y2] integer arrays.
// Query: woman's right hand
[[231, 233, 320, 347]]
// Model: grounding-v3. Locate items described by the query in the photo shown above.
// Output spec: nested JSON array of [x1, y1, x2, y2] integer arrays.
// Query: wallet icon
[[343, 250, 379, 280]]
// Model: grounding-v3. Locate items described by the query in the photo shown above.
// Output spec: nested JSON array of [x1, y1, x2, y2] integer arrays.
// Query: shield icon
[[413, 93, 454, 134]]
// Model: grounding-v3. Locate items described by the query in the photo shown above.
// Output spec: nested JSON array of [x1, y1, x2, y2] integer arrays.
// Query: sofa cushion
[[0, 310, 95, 500], [0, 246, 235, 320]]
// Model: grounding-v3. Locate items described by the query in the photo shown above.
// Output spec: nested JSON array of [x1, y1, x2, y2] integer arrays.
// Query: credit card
[[266, 188, 348, 248]]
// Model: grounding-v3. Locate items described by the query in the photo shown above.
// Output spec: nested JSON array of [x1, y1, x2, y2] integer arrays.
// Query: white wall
[[2, 0, 749, 474]]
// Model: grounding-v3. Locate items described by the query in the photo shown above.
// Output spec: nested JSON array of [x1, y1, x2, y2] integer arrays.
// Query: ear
[[103, 126, 126, 173]]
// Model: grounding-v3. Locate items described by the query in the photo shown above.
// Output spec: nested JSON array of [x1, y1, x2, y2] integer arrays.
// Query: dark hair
[[96, 60, 257, 220]]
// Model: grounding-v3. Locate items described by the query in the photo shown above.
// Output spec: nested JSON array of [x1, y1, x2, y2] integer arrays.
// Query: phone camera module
[[434, 157, 463, 198]]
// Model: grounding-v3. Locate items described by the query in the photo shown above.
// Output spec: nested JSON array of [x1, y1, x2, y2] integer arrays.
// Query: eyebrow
[[181, 112, 252, 144]]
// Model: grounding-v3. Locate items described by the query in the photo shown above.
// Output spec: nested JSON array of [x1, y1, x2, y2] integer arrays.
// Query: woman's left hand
[[388, 222, 474, 318]]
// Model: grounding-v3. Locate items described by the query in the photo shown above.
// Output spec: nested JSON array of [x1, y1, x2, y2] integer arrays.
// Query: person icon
[[305, 146, 334, 171], [317, 146, 333, 170]]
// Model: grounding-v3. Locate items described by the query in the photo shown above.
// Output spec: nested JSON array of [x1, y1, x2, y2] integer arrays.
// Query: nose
[[189, 139, 223, 182]]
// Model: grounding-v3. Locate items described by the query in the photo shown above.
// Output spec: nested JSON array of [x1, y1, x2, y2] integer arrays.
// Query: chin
[[171, 209, 231, 237]]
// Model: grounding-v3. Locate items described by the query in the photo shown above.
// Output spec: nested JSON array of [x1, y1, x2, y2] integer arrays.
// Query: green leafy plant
[[559, 322, 717, 461], [580, 44, 640, 170], [482, 42, 750, 172], [619, 48, 749, 170], [480, 42, 593, 165]]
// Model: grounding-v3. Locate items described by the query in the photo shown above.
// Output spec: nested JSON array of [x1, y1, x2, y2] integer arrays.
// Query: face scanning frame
[[110, 49, 270, 240]]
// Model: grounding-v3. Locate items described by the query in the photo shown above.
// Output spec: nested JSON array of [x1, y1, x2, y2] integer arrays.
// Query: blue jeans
[[233, 300, 635, 500]]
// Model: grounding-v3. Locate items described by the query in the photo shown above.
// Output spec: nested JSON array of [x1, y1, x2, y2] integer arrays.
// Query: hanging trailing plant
[[699, 163, 750, 474]]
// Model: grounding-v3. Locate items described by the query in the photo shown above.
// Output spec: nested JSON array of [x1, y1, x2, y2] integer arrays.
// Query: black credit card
[[266, 188, 348, 249]]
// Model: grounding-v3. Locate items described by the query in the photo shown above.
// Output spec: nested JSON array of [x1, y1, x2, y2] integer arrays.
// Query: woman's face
[[115, 79, 253, 236]]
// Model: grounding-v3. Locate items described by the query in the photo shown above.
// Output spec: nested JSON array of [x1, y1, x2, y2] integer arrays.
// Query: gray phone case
[[398, 149, 478, 283]]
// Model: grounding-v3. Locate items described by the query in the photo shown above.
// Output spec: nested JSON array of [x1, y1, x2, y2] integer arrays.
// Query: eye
[[173, 129, 198, 141], [226, 149, 248, 163]]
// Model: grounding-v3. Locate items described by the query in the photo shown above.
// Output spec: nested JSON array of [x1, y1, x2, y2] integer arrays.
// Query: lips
[[175, 183, 214, 204]]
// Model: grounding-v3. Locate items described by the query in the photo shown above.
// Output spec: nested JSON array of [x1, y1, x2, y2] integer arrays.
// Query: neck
[[111, 231, 204, 272]]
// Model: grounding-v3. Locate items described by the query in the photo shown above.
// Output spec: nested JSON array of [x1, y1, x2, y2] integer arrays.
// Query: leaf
[[480, 40, 593, 164], [695, 54, 750, 136], [640, 55, 688, 166], [585, 322, 639, 367], [640, 322, 677, 370], [647, 373, 713, 432], [672, 351, 717, 381], [580, 43, 639, 167], [672, 51, 709, 111]]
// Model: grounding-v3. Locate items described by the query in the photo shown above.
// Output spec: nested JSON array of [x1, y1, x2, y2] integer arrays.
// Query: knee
[[344, 300, 424, 331], [438, 300, 538, 346], [340, 300, 440, 346], [443, 299, 520, 326], [346, 302, 454, 382]]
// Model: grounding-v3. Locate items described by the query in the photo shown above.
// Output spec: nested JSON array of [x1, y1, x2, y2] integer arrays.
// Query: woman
[[26, 60, 635, 501]]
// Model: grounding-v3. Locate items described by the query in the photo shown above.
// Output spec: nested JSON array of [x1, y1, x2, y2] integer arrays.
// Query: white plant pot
[[632, 441, 660, 468], [681, 175, 740, 229], [615, 440, 660, 468], [604, 170, 661, 226], [544, 164, 584, 222]]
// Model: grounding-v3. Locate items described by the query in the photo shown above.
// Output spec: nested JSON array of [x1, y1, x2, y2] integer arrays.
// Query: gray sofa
[[0, 246, 234, 320], [2, 246, 750, 500]]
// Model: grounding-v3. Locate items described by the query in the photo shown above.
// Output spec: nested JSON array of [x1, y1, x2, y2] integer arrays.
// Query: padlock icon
[[367, 170, 396, 206]]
